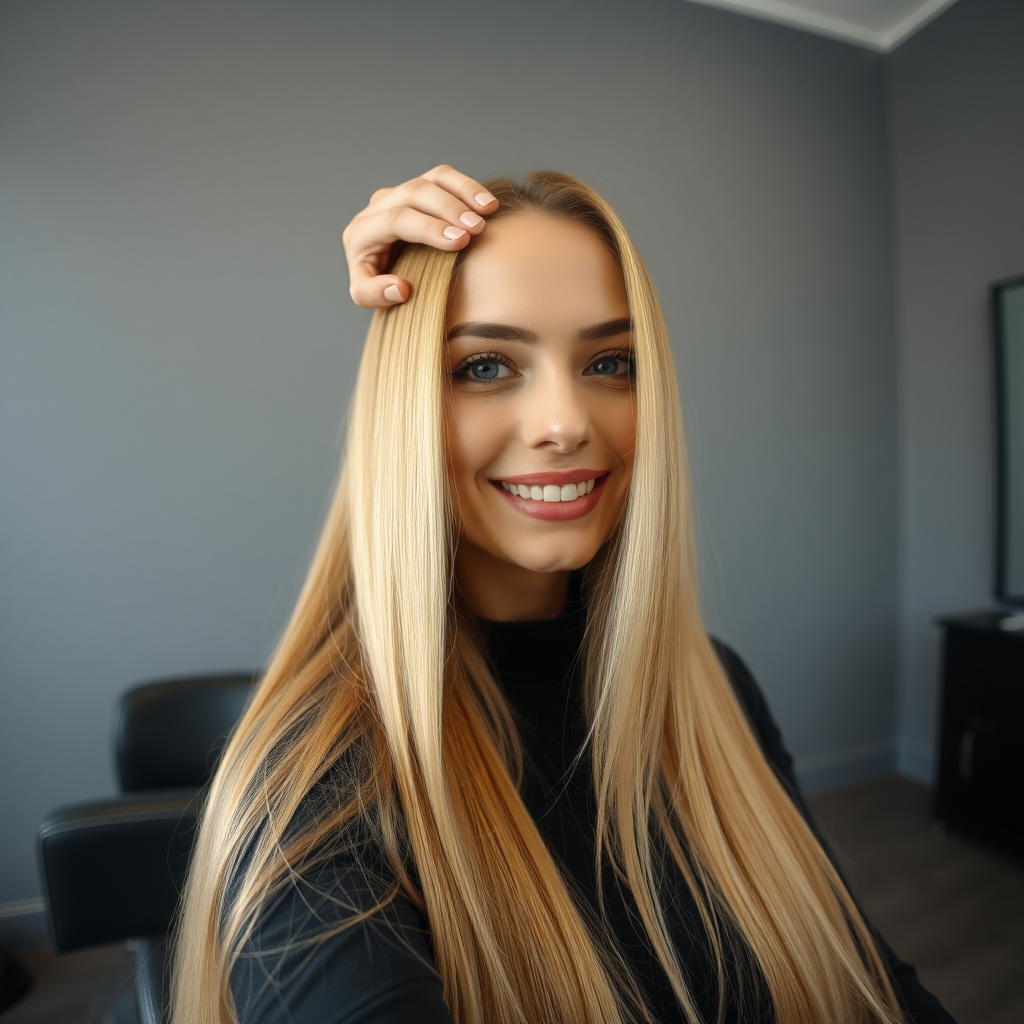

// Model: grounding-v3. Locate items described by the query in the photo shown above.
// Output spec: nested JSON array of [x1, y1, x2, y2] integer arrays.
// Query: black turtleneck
[[232, 595, 955, 1024]]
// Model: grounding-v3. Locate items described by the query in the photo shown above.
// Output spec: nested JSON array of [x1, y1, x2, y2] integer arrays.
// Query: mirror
[[994, 276, 1024, 602]]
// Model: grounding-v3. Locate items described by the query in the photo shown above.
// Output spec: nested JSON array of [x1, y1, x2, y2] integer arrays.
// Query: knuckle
[[369, 186, 391, 204], [383, 204, 408, 228], [429, 163, 453, 176]]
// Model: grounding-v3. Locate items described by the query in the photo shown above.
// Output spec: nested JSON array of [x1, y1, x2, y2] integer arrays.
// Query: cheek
[[600, 392, 638, 464], [448, 398, 504, 485]]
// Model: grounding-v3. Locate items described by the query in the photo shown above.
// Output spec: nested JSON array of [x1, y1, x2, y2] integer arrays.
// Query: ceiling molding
[[879, 0, 959, 49], [683, 0, 960, 52]]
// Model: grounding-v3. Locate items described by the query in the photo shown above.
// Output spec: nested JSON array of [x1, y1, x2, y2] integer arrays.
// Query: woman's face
[[446, 211, 636, 579]]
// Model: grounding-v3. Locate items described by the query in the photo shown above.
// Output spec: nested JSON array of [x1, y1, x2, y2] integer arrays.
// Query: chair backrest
[[115, 673, 258, 792]]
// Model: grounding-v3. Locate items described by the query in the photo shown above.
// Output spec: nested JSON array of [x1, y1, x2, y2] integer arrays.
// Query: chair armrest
[[134, 933, 169, 1024], [37, 790, 201, 952]]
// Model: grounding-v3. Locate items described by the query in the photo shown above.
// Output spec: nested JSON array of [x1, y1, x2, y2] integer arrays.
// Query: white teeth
[[501, 478, 597, 501]]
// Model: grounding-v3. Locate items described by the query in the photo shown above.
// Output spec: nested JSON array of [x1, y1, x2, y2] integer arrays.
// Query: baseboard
[[0, 898, 48, 950], [795, 739, 897, 794], [896, 737, 935, 784]]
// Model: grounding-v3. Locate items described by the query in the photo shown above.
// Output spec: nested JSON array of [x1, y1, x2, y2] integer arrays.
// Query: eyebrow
[[446, 316, 632, 344]]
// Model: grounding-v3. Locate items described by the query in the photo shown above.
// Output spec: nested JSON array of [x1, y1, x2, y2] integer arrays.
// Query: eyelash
[[450, 349, 637, 385]]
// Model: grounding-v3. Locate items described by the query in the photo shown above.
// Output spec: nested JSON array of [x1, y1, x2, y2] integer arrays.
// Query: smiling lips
[[500, 477, 596, 502], [489, 471, 609, 521]]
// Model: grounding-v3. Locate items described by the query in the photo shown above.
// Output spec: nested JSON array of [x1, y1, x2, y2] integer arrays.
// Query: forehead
[[447, 212, 628, 329]]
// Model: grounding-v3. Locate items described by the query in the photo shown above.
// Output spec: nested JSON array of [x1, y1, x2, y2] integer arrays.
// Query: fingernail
[[443, 226, 467, 241], [475, 192, 495, 207], [460, 211, 483, 228], [383, 283, 403, 303]]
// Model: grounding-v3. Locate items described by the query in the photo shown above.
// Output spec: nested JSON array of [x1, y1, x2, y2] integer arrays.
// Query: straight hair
[[170, 171, 905, 1024]]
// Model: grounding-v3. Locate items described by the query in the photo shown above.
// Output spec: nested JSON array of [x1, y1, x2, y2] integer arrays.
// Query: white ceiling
[[685, 0, 960, 50]]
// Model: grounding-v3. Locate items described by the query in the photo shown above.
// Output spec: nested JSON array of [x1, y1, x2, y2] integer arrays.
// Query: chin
[[505, 539, 601, 574]]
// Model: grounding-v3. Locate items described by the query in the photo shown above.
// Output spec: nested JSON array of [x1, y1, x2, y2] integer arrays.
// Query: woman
[[170, 167, 953, 1023]]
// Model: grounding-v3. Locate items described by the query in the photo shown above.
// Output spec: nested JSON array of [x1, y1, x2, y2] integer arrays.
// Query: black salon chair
[[37, 673, 258, 1024]]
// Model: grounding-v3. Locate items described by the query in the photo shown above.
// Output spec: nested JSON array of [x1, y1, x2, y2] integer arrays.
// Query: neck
[[454, 544, 570, 621]]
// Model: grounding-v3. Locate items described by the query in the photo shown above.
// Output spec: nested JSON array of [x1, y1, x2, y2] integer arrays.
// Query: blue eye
[[588, 352, 636, 378], [469, 361, 506, 380], [451, 352, 515, 384]]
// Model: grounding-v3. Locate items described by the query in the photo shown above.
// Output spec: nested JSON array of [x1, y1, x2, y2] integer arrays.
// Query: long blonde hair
[[171, 172, 904, 1024]]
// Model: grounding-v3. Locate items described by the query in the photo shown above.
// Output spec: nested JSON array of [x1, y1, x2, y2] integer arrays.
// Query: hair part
[[170, 172, 905, 1024]]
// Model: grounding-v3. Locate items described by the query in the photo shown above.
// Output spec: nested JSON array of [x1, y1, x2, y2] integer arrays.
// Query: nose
[[519, 362, 591, 454]]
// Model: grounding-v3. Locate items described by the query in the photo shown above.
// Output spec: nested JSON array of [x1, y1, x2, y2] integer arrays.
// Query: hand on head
[[342, 165, 498, 307]]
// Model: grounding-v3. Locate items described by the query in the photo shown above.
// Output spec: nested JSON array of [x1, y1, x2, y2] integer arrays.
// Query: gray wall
[[0, 0, 900, 928], [887, 0, 1024, 780]]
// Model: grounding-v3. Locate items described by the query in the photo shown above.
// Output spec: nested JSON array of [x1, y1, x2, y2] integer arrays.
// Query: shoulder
[[710, 639, 770, 729], [227, 762, 453, 1024], [231, 841, 453, 1024], [709, 637, 798, 792]]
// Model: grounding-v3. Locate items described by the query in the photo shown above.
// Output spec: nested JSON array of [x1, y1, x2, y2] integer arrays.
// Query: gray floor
[[808, 776, 1024, 1024], [0, 943, 136, 1024], [2, 776, 1022, 1023]]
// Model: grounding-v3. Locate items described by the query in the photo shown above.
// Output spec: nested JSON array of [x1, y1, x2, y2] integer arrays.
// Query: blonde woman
[[171, 167, 954, 1024]]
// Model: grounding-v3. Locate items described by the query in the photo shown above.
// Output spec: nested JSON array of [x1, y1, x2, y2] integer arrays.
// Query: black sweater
[[232, 598, 955, 1023]]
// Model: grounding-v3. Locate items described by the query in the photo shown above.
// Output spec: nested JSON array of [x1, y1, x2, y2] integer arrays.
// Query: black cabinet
[[936, 614, 1024, 859]]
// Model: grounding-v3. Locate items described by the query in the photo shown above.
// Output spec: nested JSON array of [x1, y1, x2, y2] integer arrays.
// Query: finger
[[363, 175, 490, 236], [349, 267, 410, 308], [420, 164, 499, 214], [345, 205, 473, 262]]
